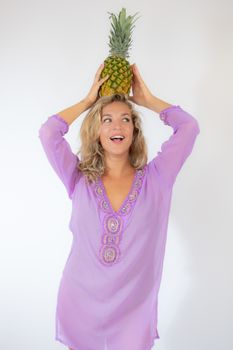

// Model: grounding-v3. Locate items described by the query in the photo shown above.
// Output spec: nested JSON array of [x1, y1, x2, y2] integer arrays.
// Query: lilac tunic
[[38, 105, 200, 350]]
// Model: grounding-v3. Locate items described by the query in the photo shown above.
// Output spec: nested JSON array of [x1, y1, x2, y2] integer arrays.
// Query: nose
[[112, 119, 123, 129]]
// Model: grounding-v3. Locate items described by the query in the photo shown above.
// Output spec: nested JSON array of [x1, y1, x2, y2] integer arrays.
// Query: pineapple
[[99, 8, 140, 97]]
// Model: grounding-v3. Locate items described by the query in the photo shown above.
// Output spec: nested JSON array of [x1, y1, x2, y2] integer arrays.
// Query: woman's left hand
[[128, 64, 154, 108]]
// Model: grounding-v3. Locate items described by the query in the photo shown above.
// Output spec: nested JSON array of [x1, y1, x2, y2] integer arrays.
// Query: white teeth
[[110, 135, 125, 140]]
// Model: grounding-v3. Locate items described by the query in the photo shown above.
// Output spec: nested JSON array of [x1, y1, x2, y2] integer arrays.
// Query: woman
[[38, 63, 200, 350]]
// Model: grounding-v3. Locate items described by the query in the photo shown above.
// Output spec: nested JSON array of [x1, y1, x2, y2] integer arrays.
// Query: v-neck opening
[[98, 170, 139, 215]]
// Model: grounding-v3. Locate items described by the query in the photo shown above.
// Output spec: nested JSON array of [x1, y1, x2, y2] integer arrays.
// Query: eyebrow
[[102, 113, 131, 117]]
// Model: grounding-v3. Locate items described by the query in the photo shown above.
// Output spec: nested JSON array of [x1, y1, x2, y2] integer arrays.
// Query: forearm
[[55, 99, 90, 126], [146, 95, 173, 114]]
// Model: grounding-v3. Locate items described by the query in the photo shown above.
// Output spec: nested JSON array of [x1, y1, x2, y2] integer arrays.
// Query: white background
[[1, 0, 232, 349]]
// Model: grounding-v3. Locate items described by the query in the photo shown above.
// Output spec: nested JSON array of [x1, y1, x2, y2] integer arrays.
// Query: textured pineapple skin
[[99, 55, 133, 97]]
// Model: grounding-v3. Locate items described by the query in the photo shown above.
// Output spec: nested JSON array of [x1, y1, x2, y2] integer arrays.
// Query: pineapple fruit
[[99, 8, 140, 97]]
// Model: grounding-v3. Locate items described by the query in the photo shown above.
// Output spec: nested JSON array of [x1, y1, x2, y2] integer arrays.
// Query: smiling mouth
[[109, 136, 125, 143]]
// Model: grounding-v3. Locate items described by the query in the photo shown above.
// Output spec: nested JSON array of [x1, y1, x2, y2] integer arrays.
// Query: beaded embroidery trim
[[53, 114, 69, 132], [93, 166, 147, 266], [159, 105, 181, 125]]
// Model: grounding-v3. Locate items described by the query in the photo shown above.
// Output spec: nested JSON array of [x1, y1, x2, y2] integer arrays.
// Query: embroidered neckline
[[93, 165, 147, 266], [98, 169, 139, 215], [94, 165, 147, 217]]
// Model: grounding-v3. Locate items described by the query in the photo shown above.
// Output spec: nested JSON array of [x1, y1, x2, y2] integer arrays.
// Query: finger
[[130, 64, 136, 76], [98, 63, 105, 72], [97, 63, 104, 71], [131, 63, 137, 73], [133, 64, 144, 81], [98, 74, 109, 85], [130, 65, 142, 85], [94, 63, 105, 82], [94, 64, 104, 80]]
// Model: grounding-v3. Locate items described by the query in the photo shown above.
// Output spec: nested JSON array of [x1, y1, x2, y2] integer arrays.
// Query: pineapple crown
[[107, 8, 140, 59]]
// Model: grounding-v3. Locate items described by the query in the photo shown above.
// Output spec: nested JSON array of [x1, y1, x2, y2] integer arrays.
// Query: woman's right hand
[[83, 64, 109, 109]]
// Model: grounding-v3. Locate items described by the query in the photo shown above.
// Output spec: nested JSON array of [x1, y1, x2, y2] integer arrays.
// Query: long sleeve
[[149, 105, 200, 188], [38, 114, 81, 199]]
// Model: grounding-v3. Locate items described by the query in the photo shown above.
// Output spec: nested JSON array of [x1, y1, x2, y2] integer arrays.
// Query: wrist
[[144, 94, 156, 110], [146, 95, 173, 114], [79, 98, 91, 111]]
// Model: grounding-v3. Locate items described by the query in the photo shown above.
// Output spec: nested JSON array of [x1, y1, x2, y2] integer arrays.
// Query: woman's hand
[[128, 64, 154, 108], [83, 64, 109, 109]]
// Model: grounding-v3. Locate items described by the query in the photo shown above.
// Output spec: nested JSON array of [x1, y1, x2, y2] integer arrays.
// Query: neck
[[103, 154, 134, 178]]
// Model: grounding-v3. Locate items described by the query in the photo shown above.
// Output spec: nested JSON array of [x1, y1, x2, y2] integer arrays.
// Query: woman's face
[[99, 101, 134, 156]]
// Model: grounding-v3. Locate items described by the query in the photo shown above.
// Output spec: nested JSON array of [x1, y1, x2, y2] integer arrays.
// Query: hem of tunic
[[148, 333, 160, 350], [55, 334, 160, 350], [55, 334, 81, 350], [55, 333, 160, 350]]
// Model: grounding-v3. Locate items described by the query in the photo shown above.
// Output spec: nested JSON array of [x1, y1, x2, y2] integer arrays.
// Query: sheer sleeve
[[149, 105, 200, 188], [38, 114, 81, 199]]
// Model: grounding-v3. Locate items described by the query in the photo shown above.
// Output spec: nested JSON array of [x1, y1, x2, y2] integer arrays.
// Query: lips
[[109, 135, 125, 140], [109, 135, 125, 144]]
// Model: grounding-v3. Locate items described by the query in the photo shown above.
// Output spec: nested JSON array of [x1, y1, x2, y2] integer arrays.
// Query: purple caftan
[[38, 105, 200, 350]]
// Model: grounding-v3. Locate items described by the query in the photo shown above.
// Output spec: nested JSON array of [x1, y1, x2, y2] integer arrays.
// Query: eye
[[102, 118, 111, 123]]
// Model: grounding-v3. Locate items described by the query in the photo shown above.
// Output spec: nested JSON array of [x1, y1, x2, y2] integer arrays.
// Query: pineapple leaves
[[107, 8, 140, 58], [119, 8, 126, 28]]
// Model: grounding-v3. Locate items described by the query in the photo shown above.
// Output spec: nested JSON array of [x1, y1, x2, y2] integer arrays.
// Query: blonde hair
[[76, 93, 148, 184]]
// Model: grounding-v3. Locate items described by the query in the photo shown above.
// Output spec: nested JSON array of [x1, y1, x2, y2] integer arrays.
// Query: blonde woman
[[39, 63, 200, 350]]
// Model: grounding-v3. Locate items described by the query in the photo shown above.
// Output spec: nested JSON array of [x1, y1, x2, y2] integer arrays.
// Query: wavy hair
[[76, 93, 148, 184]]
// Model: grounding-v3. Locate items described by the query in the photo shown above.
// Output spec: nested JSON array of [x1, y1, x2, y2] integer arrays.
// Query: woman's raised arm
[[128, 64, 200, 188], [149, 103, 200, 188], [38, 64, 110, 198]]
